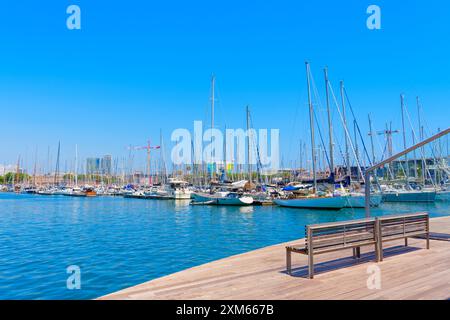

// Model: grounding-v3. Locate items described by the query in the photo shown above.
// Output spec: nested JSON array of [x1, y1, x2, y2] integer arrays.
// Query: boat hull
[[216, 196, 253, 206], [274, 196, 346, 210], [344, 194, 383, 208], [436, 190, 450, 201], [382, 191, 436, 203], [191, 193, 254, 206]]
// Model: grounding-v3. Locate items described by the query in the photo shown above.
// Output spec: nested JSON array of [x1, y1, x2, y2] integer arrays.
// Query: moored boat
[[191, 192, 254, 206], [343, 193, 383, 208], [274, 195, 346, 210], [382, 190, 436, 203]]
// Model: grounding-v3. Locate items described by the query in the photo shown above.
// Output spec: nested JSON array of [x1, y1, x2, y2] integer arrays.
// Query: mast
[[368, 114, 376, 165], [324, 67, 334, 178], [400, 94, 409, 181], [412, 130, 418, 180], [246, 105, 252, 183], [15, 155, 21, 189], [305, 62, 317, 192], [147, 140, 151, 186], [417, 97, 426, 184], [354, 120, 360, 181], [210, 74, 215, 180], [75, 144, 78, 187], [340, 81, 350, 175], [160, 129, 167, 184], [54, 141, 60, 186], [33, 147, 38, 186]]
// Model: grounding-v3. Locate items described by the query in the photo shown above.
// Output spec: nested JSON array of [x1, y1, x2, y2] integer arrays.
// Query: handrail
[[365, 127, 449, 217]]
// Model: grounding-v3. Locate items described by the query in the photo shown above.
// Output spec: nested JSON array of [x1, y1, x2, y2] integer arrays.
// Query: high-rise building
[[101, 155, 112, 175], [86, 158, 101, 175]]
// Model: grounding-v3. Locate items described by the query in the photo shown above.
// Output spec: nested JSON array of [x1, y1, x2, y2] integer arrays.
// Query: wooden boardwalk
[[100, 216, 450, 300]]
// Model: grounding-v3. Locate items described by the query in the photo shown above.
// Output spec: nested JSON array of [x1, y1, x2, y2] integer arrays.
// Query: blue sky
[[0, 1, 449, 172]]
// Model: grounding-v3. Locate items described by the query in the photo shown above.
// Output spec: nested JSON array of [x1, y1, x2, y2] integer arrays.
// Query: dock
[[100, 215, 450, 300]]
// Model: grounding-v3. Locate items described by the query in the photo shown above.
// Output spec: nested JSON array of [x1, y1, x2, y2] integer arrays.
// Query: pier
[[100, 215, 450, 300]]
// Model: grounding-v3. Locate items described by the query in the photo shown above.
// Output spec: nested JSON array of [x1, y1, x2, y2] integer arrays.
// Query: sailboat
[[150, 179, 193, 199], [274, 63, 346, 210], [192, 191, 254, 206], [379, 96, 438, 203]]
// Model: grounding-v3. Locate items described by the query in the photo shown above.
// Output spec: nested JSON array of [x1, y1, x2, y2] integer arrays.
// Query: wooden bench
[[286, 213, 430, 279], [377, 212, 430, 261], [286, 218, 379, 279]]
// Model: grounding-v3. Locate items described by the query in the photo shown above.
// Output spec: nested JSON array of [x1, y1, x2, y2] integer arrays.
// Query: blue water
[[0, 192, 448, 300]]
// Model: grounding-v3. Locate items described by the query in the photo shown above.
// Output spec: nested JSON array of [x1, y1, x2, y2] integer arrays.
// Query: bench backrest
[[306, 218, 377, 253], [304, 212, 429, 254], [378, 212, 429, 241]]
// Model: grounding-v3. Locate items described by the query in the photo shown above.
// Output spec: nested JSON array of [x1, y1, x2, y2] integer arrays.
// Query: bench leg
[[405, 238, 408, 247], [375, 243, 380, 262], [308, 253, 314, 279], [286, 249, 292, 275], [352, 247, 361, 259], [426, 233, 430, 249], [379, 241, 383, 262]]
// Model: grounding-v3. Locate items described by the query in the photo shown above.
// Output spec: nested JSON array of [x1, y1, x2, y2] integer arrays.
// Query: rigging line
[[249, 112, 264, 183], [313, 109, 331, 169], [328, 84, 365, 182], [343, 88, 373, 166], [309, 69, 332, 170], [403, 101, 437, 186], [370, 118, 395, 179]]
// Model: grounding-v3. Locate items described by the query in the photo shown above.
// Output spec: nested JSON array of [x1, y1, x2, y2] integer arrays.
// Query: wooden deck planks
[[100, 216, 450, 300]]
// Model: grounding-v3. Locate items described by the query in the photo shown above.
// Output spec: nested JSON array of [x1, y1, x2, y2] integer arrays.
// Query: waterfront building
[[101, 155, 112, 175], [86, 158, 101, 175]]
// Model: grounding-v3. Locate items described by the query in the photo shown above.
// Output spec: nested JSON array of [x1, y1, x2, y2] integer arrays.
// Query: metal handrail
[[365, 127, 449, 217]]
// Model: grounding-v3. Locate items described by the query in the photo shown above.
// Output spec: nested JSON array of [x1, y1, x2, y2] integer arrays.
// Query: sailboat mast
[[75, 144, 78, 187], [305, 62, 317, 192], [54, 141, 60, 186], [400, 94, 409, 180], [211, 74, 215, 180], [246, 105, 252, 183], [354, 120, 360, 181], [33, 147, 38, 186], [417, 97, 426, 183], [412, 130, 418, 180], [368, 114, 376, 165], [324, 67, 334, 178], [340, 81, 350, 175]]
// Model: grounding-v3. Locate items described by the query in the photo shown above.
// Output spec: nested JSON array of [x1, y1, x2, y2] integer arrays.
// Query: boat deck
[[100, 216, 450, 300]]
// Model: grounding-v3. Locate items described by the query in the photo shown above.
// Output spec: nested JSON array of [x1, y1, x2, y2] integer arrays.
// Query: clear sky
[[0, 0, 449, 172]]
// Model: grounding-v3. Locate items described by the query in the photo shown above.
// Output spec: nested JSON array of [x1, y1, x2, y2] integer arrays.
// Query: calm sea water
[[0, 192, 448, 300]]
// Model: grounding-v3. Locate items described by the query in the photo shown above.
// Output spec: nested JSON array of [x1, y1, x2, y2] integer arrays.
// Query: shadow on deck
[[285, 245, 421, 278], [415, 232, 450, 242]]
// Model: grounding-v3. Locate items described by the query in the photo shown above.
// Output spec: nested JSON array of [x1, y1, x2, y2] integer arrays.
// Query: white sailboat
[[381, 184, 436, 202], [274, 63, 346, 210], [275, 194, 346, 209], [153, 179, 193, 199], [192, 191, 254, 206]]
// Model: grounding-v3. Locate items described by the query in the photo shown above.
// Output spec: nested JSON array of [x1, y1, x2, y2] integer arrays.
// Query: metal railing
[[364, 127, 450, 217]]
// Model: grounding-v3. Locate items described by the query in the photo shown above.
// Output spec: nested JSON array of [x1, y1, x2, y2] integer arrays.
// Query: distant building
[[0, 164, 19, 175], [86, 158, 101, 175], [101, 155, 112, 175], [86, 155, 112, 175]]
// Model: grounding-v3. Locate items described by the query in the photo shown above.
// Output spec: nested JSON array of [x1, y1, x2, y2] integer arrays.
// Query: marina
[[0, 191, 449, 300], [1, 1, 449, 305]]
